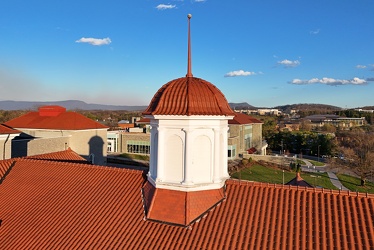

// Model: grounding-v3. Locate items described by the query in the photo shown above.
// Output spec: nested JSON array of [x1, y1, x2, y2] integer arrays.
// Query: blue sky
[[1, 0, 373, 108]]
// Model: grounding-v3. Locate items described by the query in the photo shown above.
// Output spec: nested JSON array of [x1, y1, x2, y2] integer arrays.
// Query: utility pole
[[318, 145, 321, 163]]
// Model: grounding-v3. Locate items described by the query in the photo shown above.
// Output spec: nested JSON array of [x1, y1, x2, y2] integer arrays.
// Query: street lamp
[[281, 140, 283, 156], [318, 145, 321, 163]]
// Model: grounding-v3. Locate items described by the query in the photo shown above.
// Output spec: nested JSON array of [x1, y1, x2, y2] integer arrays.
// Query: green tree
[[268, 131, 335, 156]]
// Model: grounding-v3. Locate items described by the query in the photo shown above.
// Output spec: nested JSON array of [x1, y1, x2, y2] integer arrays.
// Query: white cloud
[[278, 59, 300, 68], [290, 77, 368, 86], [156, 4, 176, 10], [310, 29, 320, 35], [195, 0, 207, 2], [76, 37, 111, 46], [350, 77, 367, 85], [224, 70, 256, 77], [355, 64, 374, 71]]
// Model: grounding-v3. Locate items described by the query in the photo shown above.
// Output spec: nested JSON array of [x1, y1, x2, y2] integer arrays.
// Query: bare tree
[[332, 128, 374, 186], [299, 119, 313, 131]]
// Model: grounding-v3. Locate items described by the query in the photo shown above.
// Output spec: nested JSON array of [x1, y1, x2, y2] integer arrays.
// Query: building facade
[[5, 105, 108, 165], [108, 112, 265, 160], [228, 113, 267, 159], [0, 124, 20, 160], [304, 114, 366, 129]]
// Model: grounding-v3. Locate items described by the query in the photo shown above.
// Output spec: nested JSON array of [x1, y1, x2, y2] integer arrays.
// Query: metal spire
[[186, 14, 193, 77]]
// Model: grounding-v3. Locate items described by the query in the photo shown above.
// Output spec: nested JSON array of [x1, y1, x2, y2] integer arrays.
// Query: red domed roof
[[143, 76, 235, 116]]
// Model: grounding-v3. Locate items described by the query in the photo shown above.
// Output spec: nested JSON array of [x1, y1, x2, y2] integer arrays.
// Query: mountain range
[[0, 100, 147, 111], [0, 100, 371, 112], [0, 100, 258, 111]]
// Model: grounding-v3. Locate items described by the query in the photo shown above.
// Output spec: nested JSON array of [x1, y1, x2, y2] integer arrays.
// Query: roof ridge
[[227, 179, 374, 198], [14, 157, 145, 174]]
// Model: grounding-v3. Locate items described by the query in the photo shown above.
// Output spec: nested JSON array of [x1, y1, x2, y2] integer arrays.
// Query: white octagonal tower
[[144, 84, 234, 192], [142, 14, 235, 227]]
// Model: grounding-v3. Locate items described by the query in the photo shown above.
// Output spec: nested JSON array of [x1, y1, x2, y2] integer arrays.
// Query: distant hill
[[2, 100, 362, 113], [358, 106, 374, 110], [229, 102, 257, 110], [0, 100, 148, 111], [274, 103, 342, 113]]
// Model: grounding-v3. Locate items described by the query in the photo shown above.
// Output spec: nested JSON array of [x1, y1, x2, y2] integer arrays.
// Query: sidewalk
[[302, 159, 349, 190], [327, 172, 349, 191]]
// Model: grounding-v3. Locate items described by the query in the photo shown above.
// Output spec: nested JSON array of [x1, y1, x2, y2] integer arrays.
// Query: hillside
[[358, 106, 374, 110], [229, 102, 257, 110], [0, 100, 147, 111], [1, 100, 358, 113], [275, 103, 342, 113]]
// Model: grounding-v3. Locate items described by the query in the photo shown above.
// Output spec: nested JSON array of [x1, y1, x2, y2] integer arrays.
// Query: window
[[228, 145, 236, 159], [107, 134, 118, 152], [244, 126, 252, 150], [127, 140, 150, 155], [244, 134, 252, 149]]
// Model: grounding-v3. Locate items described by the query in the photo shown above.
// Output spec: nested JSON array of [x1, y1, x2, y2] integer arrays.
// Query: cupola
[[142, 14, 234, 227]]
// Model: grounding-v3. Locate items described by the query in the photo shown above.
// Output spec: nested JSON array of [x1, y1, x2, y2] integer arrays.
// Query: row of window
[[127, 140, 150, 154]]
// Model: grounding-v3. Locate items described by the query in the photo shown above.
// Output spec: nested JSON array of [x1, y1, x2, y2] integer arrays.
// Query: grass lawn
[[300, 172, 338, 190], [308, 160, 325, 167], [231, 165, 295, 184], [296, 159, 306, 165], [336, 174, 374, 194], [231, 164, 338, 189], [119, 153, 150, 161]]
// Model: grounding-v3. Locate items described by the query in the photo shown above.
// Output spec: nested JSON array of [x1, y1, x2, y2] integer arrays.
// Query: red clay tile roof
[[25, 148, 88, 163], [1, 159, 374, 249], [0, 124, 20, 135], [0, 149, 88, 180], [142, 181, 225, 226], [143, 77, 235, 116], [4, 105, 108, 130], [229, 112, 262, 125], [0, 158, 14, 181], [246, 147, 257, 154], [136, 117, 150, 124]]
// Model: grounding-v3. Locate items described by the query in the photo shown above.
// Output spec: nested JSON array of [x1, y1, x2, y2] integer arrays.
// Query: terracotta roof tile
[[247, 147, 257, 154], [142, 181, 225, 226], [136, 117, 150, 124], [0, 149, 88, 180], [0, 158, 14, 181], [143, 77, 235, 116], [4, 105, 108, 130], [229, 112, 262, 125], [1, 160, 374, 249], [25, 148, 89, 163], [0, 124, 20, 135]]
